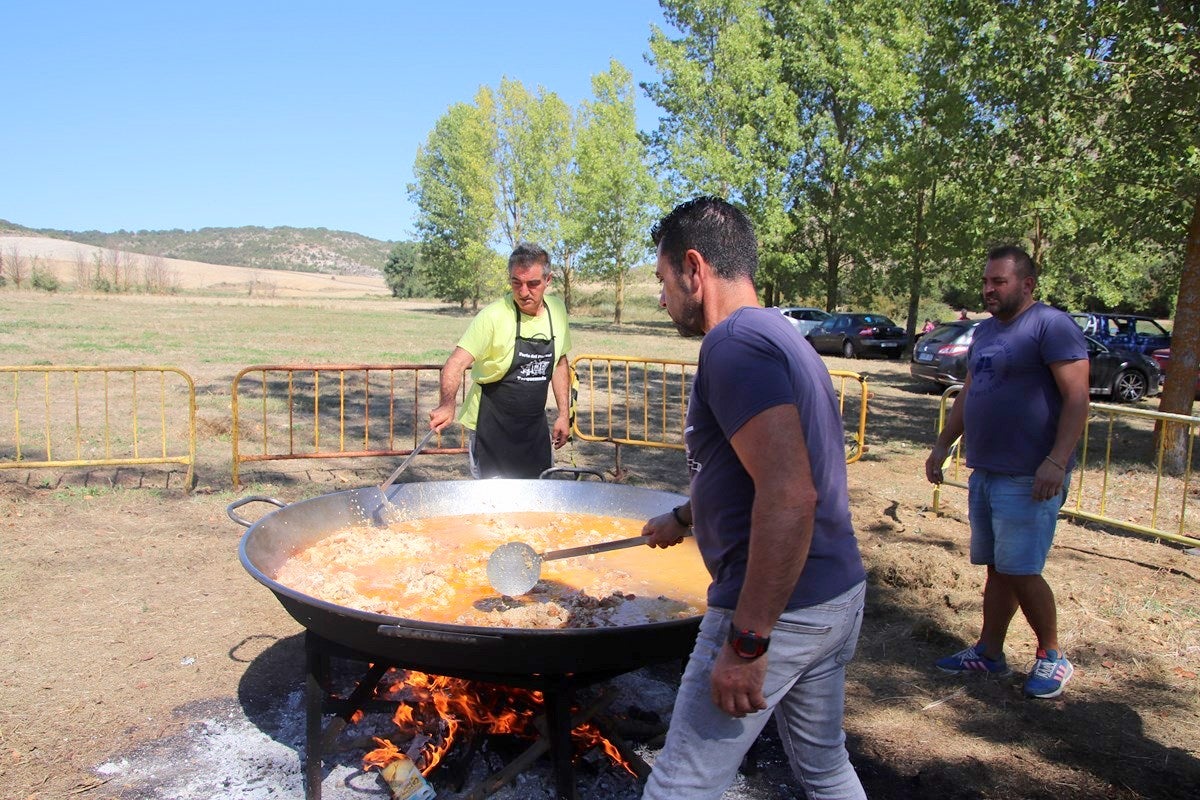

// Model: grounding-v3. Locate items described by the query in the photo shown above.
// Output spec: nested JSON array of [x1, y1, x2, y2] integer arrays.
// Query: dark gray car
[[806, 312, 908, 359], [910, 320, 978, 386], [910, 321, 1162, 402]]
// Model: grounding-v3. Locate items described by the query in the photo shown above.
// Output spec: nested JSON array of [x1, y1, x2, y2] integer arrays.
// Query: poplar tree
[[409, 91, 502, 310], [575, 60, 658, 324]]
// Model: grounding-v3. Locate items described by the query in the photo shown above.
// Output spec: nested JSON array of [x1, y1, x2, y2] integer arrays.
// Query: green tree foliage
[[1078, 1, 1199, 460], [849, 0, 989, 336], [647, 0, 797, 305], [574, 61, 659, 324], [492, 79, 583, 309], [382, 241, 427, 298], [409, 92, 503, 310]]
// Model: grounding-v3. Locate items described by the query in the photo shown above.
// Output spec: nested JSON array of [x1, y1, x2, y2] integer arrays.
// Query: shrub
[[31, 268, 60, 292]]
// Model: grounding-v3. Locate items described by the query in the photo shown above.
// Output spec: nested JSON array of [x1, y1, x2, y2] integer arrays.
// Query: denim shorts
[[967, 469, 1068, 575]]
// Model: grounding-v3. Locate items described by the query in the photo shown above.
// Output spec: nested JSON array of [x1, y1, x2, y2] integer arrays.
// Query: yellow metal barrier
[[0, 365, 196, 490], [570, 354, 869, 465], [931, 385, 1199, 548], [830, 370, 870, 465], [230, 364, 467, 487]]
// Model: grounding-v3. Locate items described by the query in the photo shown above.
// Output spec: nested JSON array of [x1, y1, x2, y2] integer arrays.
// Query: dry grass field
[[0, 234, 391, 298], [0, 247, 1198, 799]]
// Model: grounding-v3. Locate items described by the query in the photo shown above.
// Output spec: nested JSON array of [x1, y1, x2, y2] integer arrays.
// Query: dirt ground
[[1, 357, 1198, 800]]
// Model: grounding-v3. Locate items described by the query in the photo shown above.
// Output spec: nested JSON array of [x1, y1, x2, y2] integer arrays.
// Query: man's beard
[[671, 295, 705, 338], [988, 291, 1024, 320]]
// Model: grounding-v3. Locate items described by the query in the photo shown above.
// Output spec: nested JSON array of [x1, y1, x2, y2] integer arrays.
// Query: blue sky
[[1, 1, 667, 242]]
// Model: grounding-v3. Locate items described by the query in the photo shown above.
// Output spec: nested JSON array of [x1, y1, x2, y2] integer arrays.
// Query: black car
[[1069, 312, 1171, 355], [910, 320, 1162, 402], [806, 312, 908, 359]]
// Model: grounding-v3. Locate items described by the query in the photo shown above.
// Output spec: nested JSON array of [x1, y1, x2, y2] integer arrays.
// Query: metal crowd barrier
[[230, 364, 467, 487], [570, 354, 869, 469], [0, 365, 196, 490], [931, 385, 1199, 548]]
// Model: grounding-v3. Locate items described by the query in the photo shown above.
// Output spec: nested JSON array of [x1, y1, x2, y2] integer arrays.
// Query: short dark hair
[[651, 196, 758, 282], [509, 242, 550, 276], [987, 244, 1037, 280]]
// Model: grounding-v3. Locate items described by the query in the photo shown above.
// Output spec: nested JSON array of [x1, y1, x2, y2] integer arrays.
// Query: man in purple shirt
[[640, 197, 867, 799], [926, 245, 1090, 699]]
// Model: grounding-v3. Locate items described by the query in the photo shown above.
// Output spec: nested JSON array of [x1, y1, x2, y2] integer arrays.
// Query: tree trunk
[[560, 254, 574, 312], [1157, 195, 1200, 474], [905, 189, 927, 342], [824, 237, 839, 312], [613, 268, 626, 325]]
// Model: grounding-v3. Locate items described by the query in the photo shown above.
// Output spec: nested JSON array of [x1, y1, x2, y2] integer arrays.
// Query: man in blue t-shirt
[[640, 197, 867, 800], [926, 245, 1090, 699]]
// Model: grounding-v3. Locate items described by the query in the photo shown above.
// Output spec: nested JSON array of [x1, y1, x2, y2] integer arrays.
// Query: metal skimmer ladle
[[486, 531, 691, 596]]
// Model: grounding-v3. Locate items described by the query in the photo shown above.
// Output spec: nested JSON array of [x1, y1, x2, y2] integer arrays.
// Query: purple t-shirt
[[686, 306, 866, 611], [964, 302, 1088, 475]]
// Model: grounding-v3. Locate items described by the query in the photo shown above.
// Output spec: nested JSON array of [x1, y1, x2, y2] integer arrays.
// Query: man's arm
[[710, 402, 817, 717], [1033, 358, 1090, 501], [429, 347, 475, 431], [550, 355, 570, 448]]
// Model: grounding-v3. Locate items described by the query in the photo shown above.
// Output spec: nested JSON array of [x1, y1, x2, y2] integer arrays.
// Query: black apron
[[474, 302, 556, 478]]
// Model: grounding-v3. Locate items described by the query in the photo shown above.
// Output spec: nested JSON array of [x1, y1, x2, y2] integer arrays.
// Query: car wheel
[[1113, 369, 1148, 402], [841, 339, 857, 359]]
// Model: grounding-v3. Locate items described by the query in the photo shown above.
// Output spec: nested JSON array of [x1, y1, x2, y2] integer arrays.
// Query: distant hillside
[[0, 220, 397, 278]]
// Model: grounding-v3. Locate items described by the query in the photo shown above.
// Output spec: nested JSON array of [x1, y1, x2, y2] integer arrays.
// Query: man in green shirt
[[429, 243, 572, 478]]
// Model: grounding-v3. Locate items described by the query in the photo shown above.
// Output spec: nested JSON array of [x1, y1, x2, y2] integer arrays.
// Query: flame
[[574, 722, 637, 777], [362, 737, 402, 770], [361, 669, 634, 777]]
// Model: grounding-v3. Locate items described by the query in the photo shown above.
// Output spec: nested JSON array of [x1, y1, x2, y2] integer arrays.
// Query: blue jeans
[[968, 470, 1068, 575], [642, 581, 867, 800]]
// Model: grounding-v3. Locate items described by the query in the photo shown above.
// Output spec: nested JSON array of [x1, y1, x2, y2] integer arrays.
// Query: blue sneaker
[[935, 643, 1011, 676], [1024, 649, 1074, 698]]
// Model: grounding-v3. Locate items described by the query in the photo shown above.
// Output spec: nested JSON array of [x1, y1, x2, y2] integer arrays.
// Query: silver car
[[775, 306, 831, 337]]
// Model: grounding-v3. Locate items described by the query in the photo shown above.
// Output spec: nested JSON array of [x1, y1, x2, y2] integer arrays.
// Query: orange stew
[[272, 511, 708, 629]]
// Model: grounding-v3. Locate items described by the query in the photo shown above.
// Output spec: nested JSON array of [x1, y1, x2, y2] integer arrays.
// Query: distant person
[[640, 196, 867, 799], [926, 244, 1089, 699], [429, 243, 571, 478], [923, 318, 936, 334], [958, 308, 970, 321]]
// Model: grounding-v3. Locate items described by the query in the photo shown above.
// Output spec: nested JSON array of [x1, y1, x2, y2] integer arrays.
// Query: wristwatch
[[727, 626, 771, 660]]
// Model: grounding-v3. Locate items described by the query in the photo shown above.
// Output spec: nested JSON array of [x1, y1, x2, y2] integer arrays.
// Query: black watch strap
[[671, 505, 691, 528], [727, 626, 770, 660]]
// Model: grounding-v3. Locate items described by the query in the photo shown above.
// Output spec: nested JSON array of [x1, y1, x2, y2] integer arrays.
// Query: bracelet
[[671, 505, 691, 528], [1044, 455, 1066, 471]]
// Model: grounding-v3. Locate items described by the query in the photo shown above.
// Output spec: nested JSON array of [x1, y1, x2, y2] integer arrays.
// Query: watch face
[[729, 629, 769, 659]]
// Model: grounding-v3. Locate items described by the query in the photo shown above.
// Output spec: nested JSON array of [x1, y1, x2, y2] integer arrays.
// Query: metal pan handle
[[376, 624, 504, 644], [226, 495, 288, 528]]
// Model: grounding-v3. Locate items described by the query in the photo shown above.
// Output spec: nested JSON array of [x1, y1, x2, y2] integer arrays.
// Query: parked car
[[1150, 349, 1200, 398], [775, 306, 831, 337], [1069, 312, 1171, 355], [807, 312, 908, 359], [910, 319, 979, 386], [910, 320, 1162, 402]]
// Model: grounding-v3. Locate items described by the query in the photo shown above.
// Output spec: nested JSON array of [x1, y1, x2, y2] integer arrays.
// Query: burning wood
[[361, 670, 635, 793]]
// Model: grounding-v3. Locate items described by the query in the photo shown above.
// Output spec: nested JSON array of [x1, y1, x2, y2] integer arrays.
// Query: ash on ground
[[94, 667, 800, 800]]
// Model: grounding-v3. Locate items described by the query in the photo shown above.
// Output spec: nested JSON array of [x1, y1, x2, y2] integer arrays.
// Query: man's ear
[[681, 249, 704, 290], [683, 248, 715, 299]]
